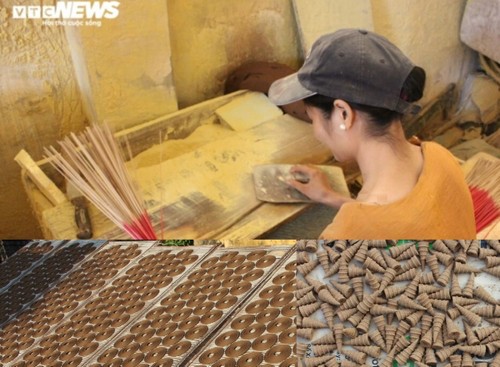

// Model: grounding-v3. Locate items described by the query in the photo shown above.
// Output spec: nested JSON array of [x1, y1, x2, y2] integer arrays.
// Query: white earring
[[339, 124, 346, 130]]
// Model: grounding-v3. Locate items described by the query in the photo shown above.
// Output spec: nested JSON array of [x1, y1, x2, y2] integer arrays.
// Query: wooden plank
[[14, 150, 67, 206], [43, 114, 333, 239]]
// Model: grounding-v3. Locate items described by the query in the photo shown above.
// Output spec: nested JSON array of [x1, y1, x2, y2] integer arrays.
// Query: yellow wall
[[0, 0, 476, 238]]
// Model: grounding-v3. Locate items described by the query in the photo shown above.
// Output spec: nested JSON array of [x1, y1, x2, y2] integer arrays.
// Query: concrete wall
[[0, 0, 476, 238]]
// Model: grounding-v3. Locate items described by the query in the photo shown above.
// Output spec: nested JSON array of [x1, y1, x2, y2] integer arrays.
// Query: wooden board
[[42, 114, 333, 239]]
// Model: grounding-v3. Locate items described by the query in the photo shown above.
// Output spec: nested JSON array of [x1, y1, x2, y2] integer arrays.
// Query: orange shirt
[[320, 142, 476, 239]]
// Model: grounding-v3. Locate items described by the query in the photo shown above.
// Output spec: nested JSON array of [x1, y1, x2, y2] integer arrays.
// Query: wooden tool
[[252, 164, 349, 203]]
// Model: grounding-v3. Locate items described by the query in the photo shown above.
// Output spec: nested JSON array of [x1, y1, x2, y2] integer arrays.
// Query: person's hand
[[287, 165, 352, 208]]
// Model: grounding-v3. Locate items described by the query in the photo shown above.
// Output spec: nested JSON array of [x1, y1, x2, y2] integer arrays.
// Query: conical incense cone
[[427, 253, 441, 281], [297, 342, 308, 358], [345, 333, 371, 347], [380, 348, 396, 367], [475, 326, 498, 341], [312, 343, 337, 356], [419, 271, 435, 285], [453, 296, 480, 307], [330, 280, 353, 299], [383, 285, 406, 299], [297, 277, 311, 289], [394, 268, 418, 282], [472, 305, 499, 317], [341, 359, 362, 367], [395, 244, 419, 261], [429, 288, 451, 300], [352, 345, 381, 358], [318, 288, 341, 307], [485, 256, 500, 268], [432, 313, 446, 342], [365, 269, 380, 291], [409, 326, 421, 342], [341, 241, 362, 263], [406, 310, 424, 327], [297, 259, 320, 276], [297, 327, 315, 340], [370, 304, 396, 316], [478, 248, 497, 259], [391, 335, 410, 354], [454, 262, 481, 274], [320, 303, 336, 330], [317, 251, 331, 272], [339, 293, 360, 311], [456, 304, 481, 326], [486, 317, 500, 326], [356, 313, 371, 334], [372, 315, 386, 338], [386, 298, 398, 324], [343, 327, 358, 339], [297, 240, 307, 251], [488, 239, 500, 253], [451, 273, 462, 297], [434, 327, 444, 349], [436, 345, 459, 362], [437, 263, 453, 286], [369, 329, 386, 351], [305, 275, 326, 293], [333, 240, 347, 252], [347, 264, 365, 278], [398, 295, 426, 311], [417, 241, 429, 269], [297, 291, 317, 307], [420, 314, 433, 334], [303, 355, 333, 367], [463, 321, 480, 345], [369, 240, 388, 248], [416, 293, 435, 316], [325, 245, 340, 263], [364, 257, 385, 274], [419, 284, 441, 294], [447, 307, 462, 319], [449, 354, 462, 367], [299, 301, 321, 317], [313, 332, 336, 345], [433, 239, 453, 254], [385, 325, 397, 352], [337, 258, 349, 283], [326, 284, 346, 304], [350, 278, 364, 302], [459, 345, 487, 357], [425, 347, 438, 365], [324, 260, 341, 278], [357, 292, 379, 314], [342, 348, 366, 364], [305, 240, 318, 252], [388, 242, 415, 258], [347, 311, 364, 327], [445, 315, 462, 339], [333, 323, 343, 351], [455, 248, 467, 264], [474, 286, 498, 305], [410, 345, 425, 363], [395, 308, 414, 321], [379, 268, 398, 292], [461, 352, 473, 367], [382, 250, 402, 272], [458, 239, 470, 252], [434, 251, 454, 266], [297, 251, 310, 264], [296, 285, 314, 299], [466, 240, 480, 256], [400, 255, 421, 273], [420, 327, 433, 347], [302, 317, 328, 329], [325, 356, 340, 367], [483, 328, 500, 343], [394, 339, 418, 365], [394, 320, 412, 343], [338, 308, 358, 322], [367, 248, 387, 268]]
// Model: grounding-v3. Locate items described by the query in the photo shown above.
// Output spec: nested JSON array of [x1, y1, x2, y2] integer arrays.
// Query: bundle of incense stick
[[44, 124, 157, 239], [466, 158, 500, 232]]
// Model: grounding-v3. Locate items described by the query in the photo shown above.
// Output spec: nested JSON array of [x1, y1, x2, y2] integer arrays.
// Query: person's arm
[[287, 165, 354, 208]]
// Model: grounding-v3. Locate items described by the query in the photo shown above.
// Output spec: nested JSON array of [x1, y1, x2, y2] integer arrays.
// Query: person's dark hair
[[304, 66, 426, 138]]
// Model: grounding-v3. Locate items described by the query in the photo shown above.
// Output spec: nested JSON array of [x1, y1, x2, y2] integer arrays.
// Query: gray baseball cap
[[269, 29, 420, 114]]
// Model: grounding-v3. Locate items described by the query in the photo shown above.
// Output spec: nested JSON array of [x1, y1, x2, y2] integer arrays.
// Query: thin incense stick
[[44, 124, 156, 239]]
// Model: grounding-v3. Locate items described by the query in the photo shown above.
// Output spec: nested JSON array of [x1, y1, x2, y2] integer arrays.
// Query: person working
[[268, 29, 476, 239]]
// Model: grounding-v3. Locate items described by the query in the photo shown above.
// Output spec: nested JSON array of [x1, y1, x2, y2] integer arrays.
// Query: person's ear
[[333, 99, 354, 130]]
